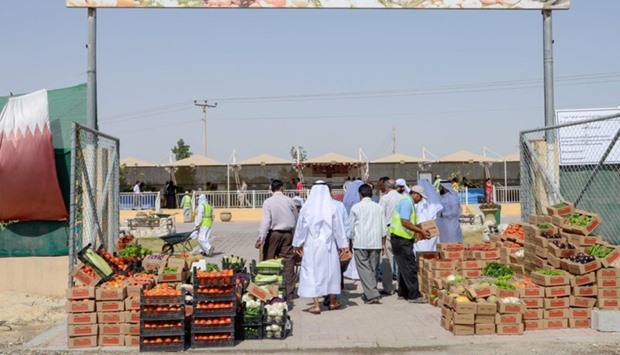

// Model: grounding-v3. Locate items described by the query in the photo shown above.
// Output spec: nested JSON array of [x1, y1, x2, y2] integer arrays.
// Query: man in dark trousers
[[255, 179, 298, 301]]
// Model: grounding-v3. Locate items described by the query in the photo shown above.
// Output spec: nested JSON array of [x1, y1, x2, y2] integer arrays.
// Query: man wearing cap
[[389, 185, 431, 303], [256, 179, 298, 300], [181, 191, 193, 223]]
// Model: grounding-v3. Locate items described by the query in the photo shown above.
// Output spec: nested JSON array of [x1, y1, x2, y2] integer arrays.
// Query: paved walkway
[[27, 221, 620, 353]]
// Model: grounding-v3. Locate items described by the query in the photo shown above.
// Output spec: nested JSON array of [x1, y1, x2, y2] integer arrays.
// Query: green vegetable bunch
[[537, 269, 565, 276], [118, 244, 152, 258], [587, 244, 614, 258], [566, 213, 593, 227], [483, 262, 513, 279], [495, 280, 516, 290]]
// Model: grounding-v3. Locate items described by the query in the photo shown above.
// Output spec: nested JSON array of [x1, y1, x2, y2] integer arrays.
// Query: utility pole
[[194, 100, 217, 157], [391, 127, 396, 154]]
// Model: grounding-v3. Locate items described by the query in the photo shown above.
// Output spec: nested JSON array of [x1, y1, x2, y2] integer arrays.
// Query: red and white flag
[[0, 89, 68, 222]]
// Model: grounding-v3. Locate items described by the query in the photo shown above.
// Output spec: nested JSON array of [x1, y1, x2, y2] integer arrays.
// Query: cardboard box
[[535, 223, 559, 236], [572, 285, 598, 297], [99, 323, 123, 335], [495, 313, 523, 325], [142, 253, 169, 272], [98, 312, 124, 324], [531, 256, 547, 269], [124, 297, 140, 311], [476, 302, 497, 315], [66, 287, 96, 300], [157, 269, 187, 283], [71, 262, 103, 287], [547, 242, 578, 258], [520, 285, 545, 298], [452, 301, 477, 314], [460, 269, 484, 279], [496, 323, 524, 335], [68, 336, 97, 349], [167, 257, 189, 271], [67, 324, 98, 337], [563, 259, 601, 275], [433, 259, 458, 270], [545, 285, 571, 298], [439, 250, 465, 260], [546, 202, 575, 217], [543, 318, 568, 329], [546, 254, 562, 269], [598, 288, 620, 299], [68, 312, 97, 325], [562, 233, 601, 247], [420, 220, 439, 237], [452, 324, 475, 336], [96, 301, 124, 313], [570, 295, 597, 308], [496, 289, 520, 299], [451, 312, 475, 325], [597, 298, 620, 310], [569, 318, 591, 329], [562, 210, 602, 236], [570, 272, 597, 287], [475, 323, 495, 335], [124, 323, 140, 336], [98, 335, 124, 346], [459, 260, 486, 270], [523, 308, 543, 320], [466, 285, 494, 299], [530, 271, 570, 287], [437, 243, 464, 252], [544, 297, 570, 309], [594, 244, 620, 268], [534, 245, 548, 259], [125, 310, 140, 323], [522, 298, 543, 309], [598, 268, 620, 280], [509, 263, 525, 276], [597, 278, 620, 289], [474, 314, 495, 324], [247, 282, 271, 302], [472, 250, 500, 260], [125, 335, 140, 347], [66, 300, 96, 313], [533, 235, 562, 249], [569, 308, 591, 319], [497, 302, 526, 314], [95, 287, 127, 301], [440, 316, 451, 331], [544, 308, 569, 319], [523, 319, 545, 331], [441, 306, 452, 320], [550, 215, 566, 228]]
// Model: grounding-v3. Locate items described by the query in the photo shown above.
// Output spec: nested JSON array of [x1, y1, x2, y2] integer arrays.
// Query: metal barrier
[[494, 186, 521, 203], [119, 192, 161, 212], [520, 111, 620, 245]]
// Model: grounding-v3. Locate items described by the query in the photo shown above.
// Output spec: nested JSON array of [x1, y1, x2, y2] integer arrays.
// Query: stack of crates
[[139, 289, 186, 352], [190, 270, 237, 348], [250, 259, 286, 299], [239, 302, 264, 340]]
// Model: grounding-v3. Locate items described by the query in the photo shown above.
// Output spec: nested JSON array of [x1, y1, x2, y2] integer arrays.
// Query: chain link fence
[[520, 111, 620, 245], [69, 122, 120, 283]]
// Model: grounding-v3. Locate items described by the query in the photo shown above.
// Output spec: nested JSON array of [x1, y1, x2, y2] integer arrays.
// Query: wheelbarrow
[[160, 231, 194, 255]]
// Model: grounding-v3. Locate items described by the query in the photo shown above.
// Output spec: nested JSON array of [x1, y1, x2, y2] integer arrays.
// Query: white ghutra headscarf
[[298, 181, 333, 239]]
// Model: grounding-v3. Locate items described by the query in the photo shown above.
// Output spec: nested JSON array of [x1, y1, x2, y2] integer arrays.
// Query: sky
[[2, 1, 620, 165]]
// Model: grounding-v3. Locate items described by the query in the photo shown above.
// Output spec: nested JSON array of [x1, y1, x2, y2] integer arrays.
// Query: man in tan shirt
[[256, 179, 298, 300]]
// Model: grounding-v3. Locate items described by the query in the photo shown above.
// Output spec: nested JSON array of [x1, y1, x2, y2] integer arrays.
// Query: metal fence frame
[[69, 122, 120, 287], [520, 112, 620, 244]]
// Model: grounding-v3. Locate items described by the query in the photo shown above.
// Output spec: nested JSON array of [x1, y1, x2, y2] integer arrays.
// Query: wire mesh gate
[[68, 122, 120, 286], [520, 111, 620, 245]]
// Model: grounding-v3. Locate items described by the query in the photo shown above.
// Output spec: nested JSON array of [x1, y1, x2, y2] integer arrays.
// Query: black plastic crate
[[141, 294, 184, 305], [193, 268, 236, 287], [240, 325, 263, 340], [193, 289, 236, 302], [191, 316, 235, 333], [139, 336, 185, 352], [140, 307, 185, 321], [192, 308, 236, 318], [140, 320, 185, 337], [240, 302, 264, 326], [263, 325, 290, 340], [263, 310, 287, 325], [190, 333, 235, 348]]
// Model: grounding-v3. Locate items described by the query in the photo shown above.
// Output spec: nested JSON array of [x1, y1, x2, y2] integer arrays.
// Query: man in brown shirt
[[255, 179, 298, 300]]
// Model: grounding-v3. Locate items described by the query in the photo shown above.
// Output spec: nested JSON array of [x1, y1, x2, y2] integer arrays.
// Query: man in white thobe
[[293, 181, 348, 314]]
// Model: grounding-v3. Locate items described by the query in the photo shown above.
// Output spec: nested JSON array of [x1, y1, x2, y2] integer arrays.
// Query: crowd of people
[[256, 176, 464, 313]]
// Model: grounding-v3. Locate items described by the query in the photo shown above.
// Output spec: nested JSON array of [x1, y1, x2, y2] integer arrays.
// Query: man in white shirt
[[133, 180, 141, 210], [350, 184, 387, 304], [378, 179, 402, 295]]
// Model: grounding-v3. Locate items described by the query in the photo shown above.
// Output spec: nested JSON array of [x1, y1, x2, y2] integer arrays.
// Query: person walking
[[133, 180, 141, 210], [293, 181, 348, 314], [437, 182, 464, 243], [349, 183, 387, 304], [192, 194, 215, 257], [390, 185, 431, 303], [485, 178, 494, 203], [180, 191, 192, 223], [256, 179, 298, 301], [378, 178, 402, 295]]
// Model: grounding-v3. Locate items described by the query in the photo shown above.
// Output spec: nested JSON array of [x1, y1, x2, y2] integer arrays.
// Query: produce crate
[[193, 282, 237, 302], [140, 307, 185, 321], [190, 333, 235, 348], [263, 310, 287, 325], [191, 316, 235, 333], [193, 300, 236, 317], [140, 320, 185, 337], [139, 336, 185, 352], [240, 303, 264, 326], [251, 259, 284, 276], [546, 202, 575, 217], [77, 244, 114, 281], [195, 276, 236, 287], [561, 210, 601, 236], [263, 324, 289, 340], [239, 325, 263, 340], [141, 295, 184, 305]]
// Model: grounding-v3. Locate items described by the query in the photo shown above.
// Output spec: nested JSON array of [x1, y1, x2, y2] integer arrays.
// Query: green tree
[[289, 146, 307, 162], [172, 139, 192, 160]]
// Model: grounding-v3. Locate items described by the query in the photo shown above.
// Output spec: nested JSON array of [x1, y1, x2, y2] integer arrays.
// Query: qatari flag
[[0, 89, 68, 222]]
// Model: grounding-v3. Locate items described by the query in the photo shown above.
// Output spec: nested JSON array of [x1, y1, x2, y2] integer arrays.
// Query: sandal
[[328, 301, 342, 311], [308, 306, 321, 314]]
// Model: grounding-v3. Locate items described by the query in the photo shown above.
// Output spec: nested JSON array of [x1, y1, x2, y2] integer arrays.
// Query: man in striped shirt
[[349, 183, 387, 304]]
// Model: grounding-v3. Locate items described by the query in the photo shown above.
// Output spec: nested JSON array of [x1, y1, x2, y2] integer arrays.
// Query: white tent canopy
[[503, 151, 520, 162], [438, 150, 499, 163], [120, 157, 157, 167], [372, 152, 427, 164], [237, 154, 291, 165], [168, 154, 224, 167], [305, 152, 358, 164]]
